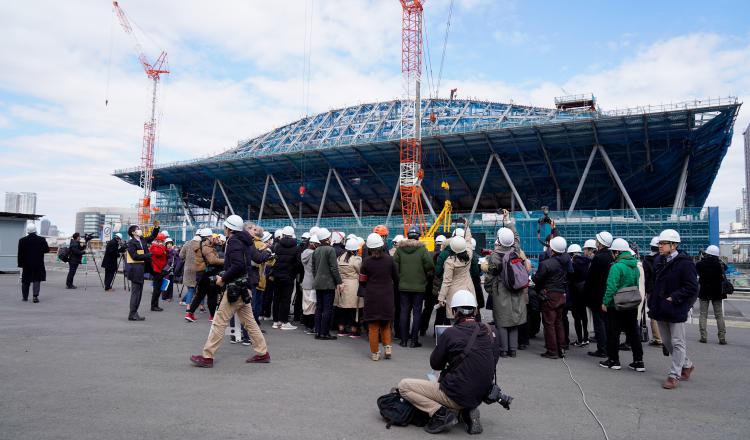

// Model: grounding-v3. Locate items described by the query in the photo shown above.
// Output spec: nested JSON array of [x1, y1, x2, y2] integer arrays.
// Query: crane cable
[[435, 0, 454, 98], [105, 4, 115, 106]]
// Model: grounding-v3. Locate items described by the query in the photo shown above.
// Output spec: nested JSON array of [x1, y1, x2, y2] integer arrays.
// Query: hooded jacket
[[179, 238, 200, 287], [602, 251, 640, 308], [149, 242, 167, 273], [647, 251, 698, 323], [695, 254, 727, 301], [272, 236, 300, 281], [393, 238, 435, 293]]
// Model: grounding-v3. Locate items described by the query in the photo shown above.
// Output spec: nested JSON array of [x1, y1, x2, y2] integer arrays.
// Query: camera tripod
[[83, 240, 105, 291]]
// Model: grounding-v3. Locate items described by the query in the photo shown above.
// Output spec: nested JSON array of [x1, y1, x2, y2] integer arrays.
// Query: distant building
[[74, 207, 138, 238], [4, 192, 36, 215], [48, 225, 59, 237], [40, 218, 51, 235]]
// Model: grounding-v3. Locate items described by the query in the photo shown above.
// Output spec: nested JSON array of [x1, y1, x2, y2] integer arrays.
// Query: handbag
[[721, 275, 734, 296], [613, 285, 641, 311], [639, 301, 649, 342]]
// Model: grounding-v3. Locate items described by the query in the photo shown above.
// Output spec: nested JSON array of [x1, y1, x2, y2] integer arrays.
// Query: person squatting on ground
[[17, 223, 49, 303], [312, 228, 343, 340], [185, 229, 224, 322], [533, 236, 573, 359], [584, 231, 614, 357], [65, 232, 86, 289], [360, 233, 399, 360], [567, 242, 591, 346], [190, 215, 271, 368], [397, 290, 501, 434], [125, 223, 160, 321], [394, 225, 435, 348], [649, 229, 699, 390], [148, 233, 168, 312], [102, 233, 126, 291], [336, 238, 363, 337], [598, 238, 645, 372], [696, 245, 728, 345], [641, 236, 664, 346], [270, 226, 300, 330], [485, 222, 530, 358]]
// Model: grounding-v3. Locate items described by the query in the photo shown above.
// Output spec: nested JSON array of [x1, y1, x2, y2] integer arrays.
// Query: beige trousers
[[398, 378, 460, 416], [202, 293, 267, 358]]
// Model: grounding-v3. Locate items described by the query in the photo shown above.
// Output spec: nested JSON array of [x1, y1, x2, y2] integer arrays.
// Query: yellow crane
[[419, 199, 452, 252]]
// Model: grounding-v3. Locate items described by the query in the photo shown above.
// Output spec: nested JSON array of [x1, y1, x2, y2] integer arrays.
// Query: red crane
[[399, 0, 428, 236], [112, 1, 169, 225]]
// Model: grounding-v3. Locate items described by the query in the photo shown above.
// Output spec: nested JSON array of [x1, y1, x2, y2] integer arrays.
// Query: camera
[[483, 384, 513, 410], [222, 272, 250, 304], [84, 233, 95, 242]]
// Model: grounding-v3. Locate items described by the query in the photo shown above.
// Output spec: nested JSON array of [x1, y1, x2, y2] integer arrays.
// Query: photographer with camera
[[65, 232, 87, 289], [397, 290, 502, 434], [102, 233, 126, 291], [190, 215, 271, 368]]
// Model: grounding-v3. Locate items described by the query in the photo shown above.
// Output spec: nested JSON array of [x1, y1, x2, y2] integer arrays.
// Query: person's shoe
[[272, 321, 281, 329], [719, 339, 727, 345], [242, 339, 252, 346], [580, 339, 590, 347], [184, 312, 196, 322], [571, 340, 583, 347], [384, 345, 392, 359], [460, 407, 483, 435], [179, 301, 187, 306], [128, 314, 145, 321], [246, 352, 270, 363], [558, 349, 566, 358], [599, 359, 621, 370], [371, 351, 380, 361], [499, 351, 508, 358], [699, 337, 707, 343], [199, 305, 206, 313], [280, 323, 297, 330], [680, 365, 695, 381], [424, 406, 458, 434], [190, 355, 213, 368], [337, 331, 351, 337], [151, 306, 164, 312], [32, 297, 39, 303], [587, 350, 606, 358], [509, 350, 517, 358], [409, 340, 422, 348], [628, 361, 646, 372], [540, 352, 559, 359], [662, 345, 670, 356], [649, 339, 662, 346], [518, 344, 528, 350], [399, 339, 408, 347], [22, 297, 28, 302], [304, 328, 316, 335], [208, 315, 214, 323], [230, 335, 238, 344], [66, 285, 77, 289], [618, 342, 631, 351], [315, 335, 337, 340], [662, 376, 679, 389], [419, 330, 427, 337], [348, 333, 362, 339]]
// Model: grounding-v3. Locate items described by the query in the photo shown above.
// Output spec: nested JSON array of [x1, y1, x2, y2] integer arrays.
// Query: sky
[[1, 0, 749, 235]]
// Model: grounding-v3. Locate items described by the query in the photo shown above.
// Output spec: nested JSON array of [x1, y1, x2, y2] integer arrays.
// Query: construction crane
[[399, 0, 428, 237], [112, 1, 169, 225], [419, 200, 452, 251]]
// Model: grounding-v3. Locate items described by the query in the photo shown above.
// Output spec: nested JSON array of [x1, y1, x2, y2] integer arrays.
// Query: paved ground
[[2, 269, 749, 440]]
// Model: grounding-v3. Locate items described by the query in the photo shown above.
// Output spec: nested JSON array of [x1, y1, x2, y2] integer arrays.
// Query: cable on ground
[[561, 357, 610, 440]]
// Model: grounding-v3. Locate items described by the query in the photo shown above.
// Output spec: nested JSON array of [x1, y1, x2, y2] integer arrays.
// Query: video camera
[[84, 233, 96, 242], [483, 383, 513, 410]]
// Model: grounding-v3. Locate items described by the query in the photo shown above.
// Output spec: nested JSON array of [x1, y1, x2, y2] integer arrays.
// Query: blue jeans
[[252, 287, 264, 323], [314, 289, 335, 337], [183, 286, 195, 304], [399, 292, 424, 342]]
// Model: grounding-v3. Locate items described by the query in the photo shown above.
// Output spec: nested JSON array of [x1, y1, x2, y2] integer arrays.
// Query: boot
[[409, 339, 422, 348], [424, 406, 457, 434], [460, 408, 483, 435]]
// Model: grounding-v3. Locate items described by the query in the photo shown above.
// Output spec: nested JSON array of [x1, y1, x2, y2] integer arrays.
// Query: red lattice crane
[[399, 0, 428, 236], [113, 1, 169, 225]]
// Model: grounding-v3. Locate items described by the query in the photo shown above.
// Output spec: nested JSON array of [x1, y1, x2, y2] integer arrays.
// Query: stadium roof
[[114, 97, 741, 220]]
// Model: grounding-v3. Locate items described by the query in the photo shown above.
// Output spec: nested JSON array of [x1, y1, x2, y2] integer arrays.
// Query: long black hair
[[454, 250, 470, 263], [344, 249, 357, 263]]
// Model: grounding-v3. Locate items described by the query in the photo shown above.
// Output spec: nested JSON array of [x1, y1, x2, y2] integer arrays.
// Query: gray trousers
[[699, 299, 726, 340], [129, 281, 144, 317], [657, 321, 693, 379], [498, 325, 519, 353], [22, 281, 41, 299]]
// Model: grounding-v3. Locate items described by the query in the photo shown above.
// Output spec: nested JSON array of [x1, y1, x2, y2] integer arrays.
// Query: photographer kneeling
[[398, 290, 502, 434]]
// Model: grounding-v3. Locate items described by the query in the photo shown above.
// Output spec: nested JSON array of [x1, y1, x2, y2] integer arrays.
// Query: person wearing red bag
[[149, 233, 168, 312]]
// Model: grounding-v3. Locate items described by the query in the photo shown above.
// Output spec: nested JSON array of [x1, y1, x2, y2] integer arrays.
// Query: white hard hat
[[309, 235, 320, 244], [470, 238, 477, 250], [610, 238, 630, 252], [223, 214, 244, 231], [496, 227, 514, 247], [357, 236, 365, 246], [163, 231, 170, 237], [115, 233, 123, 239], [650, 236, 660, 247], [274, 229, 283, 239], [218, 234, 226, 243], [309, 227, 320, 236], [317, 228, 332, 241], [331, 231, 345, 244], [450, 289, 478, 309], [301, 232, 310, 239], [392, 234, 404, 244], [705, 245, 720, 257], [366, 233, 385, 249], [198, 228, 213, 238], [435, 235, 447, 244], [452, 228, 466, 238], [261, 231, 273, 242], [281, 226, 295, 238], [567, 244, 582, 254], [550, 236, 567, 253], [450, 237, 467, 254], [583, 239, 597, 250], [658, 229, 680, 243], [26, 224, 37, 234], [596, 231, 613, 247], [345, 238, 360, 251]]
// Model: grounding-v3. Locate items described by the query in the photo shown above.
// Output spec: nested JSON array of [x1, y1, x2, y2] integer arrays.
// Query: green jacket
[[603, 251, 640, 308], [312, 245, 342, 290], [394, 239, 435, 292]]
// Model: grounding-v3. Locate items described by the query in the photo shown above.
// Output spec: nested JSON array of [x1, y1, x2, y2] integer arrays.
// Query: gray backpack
[[500, 249, 530, 292]]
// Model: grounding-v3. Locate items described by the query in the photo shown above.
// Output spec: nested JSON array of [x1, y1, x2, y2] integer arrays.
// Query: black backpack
[[376, 389, 429, 429], [57, 246, 71, 263]]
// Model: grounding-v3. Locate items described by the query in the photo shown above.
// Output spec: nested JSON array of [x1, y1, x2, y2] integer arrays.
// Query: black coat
[[271, 237, 300, 281], [532, 253, 572, 294], [696, 255, 727, 301], [642, 253, 657, 296], [648, 252, 698, 323], [18, 233, 49, 282], [101, 238, 124, 270], [223, 231, 251, 283], [361, 253, 399, 322], [583, 248, 613, 308], [68, 239, 86, 264], [431, 321, 501, 409], [241, 232, 273, 287], [569, 255, 591, 305], [125, 227, 159, 283]]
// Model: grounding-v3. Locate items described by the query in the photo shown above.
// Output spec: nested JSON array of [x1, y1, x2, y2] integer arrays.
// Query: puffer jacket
[[602, 251, 640, 308], [312, 244, 342, 290], [648, 251, 698, 323], [194, 240, 224, 273], [272, 236, 300, 281], [532, 252, 572, 294], [393, 238, 434, 293]]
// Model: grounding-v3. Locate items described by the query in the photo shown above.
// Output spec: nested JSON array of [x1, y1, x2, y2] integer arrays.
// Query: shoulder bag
[[613, 286, 641, 311]]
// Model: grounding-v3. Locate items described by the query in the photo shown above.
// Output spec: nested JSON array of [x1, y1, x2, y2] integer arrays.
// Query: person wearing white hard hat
[[649, 229, 698, 390], [185, 225, 225, 323], [269, 225, 300, 331], [696, 244, 728, 345], [598, 238, 644, 372], [641, 236, 663, 346], [582, 239, 597, 258], [437, 229, 475, 320], [179, 231, 203, 306], [331, 231, 346, 257], [583, 231, 615, 358], [17, 223, 49, 302], [390, 234, 404, 257], [485, 222, 531, 358], [393, 226, 435, 348], [418, 234, 449, 337], [190, 214, 272, 367], [102, 231, 126, 292], [533, 236, 572, 359], [397, 289, 501, 435], [311, 227, 343, 340], [300, 234, 320, 334], [257, 229, 277, 322], [360, 233, 398, 360], [335, 238, 364, 337], [567, 243, 592, 348]]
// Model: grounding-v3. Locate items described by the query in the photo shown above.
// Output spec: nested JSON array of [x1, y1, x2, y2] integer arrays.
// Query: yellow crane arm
[[419, 201, 452, 252]]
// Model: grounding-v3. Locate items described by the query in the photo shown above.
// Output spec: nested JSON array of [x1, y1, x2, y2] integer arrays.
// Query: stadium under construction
[[114, 95, 741, 256]]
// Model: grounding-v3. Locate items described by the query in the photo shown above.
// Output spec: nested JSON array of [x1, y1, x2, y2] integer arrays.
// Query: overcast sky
[[1, 0, 749, 235]]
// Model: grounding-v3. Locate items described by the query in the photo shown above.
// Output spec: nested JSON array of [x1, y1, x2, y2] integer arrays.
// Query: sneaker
[[230, 335, 238, 344], [32, 297, 40, 303], [185, 312, 196, 322], [190, 355, 213, 368], [460, 407, 483, 435], [304, 328, 316, 335], [424, 406, 458, 434], [662, 376, 679, 389], [599, 359, 621, 370], [618, 342, 631, 351], [371, 351, 380, 361], [508, 350, 517, 358], [680, 365, 695, 381], [571, 340, 584, 347], [348, 333, 362, 339], [199, 305, 206, 313], [179, 301, 187, 306], [580, 339, 590, 347], [208, 315, 214, 323], [151, 306, 164, 312], [699, 337, 707, 343], [242, 339, 252, 346], [272, 322, 281, 329], [587, 350, 607, 358], [628, 361, 646, 372], [499, 351, 508, 358], [280, 323, 297, 330], [649, 339, 662, 346], [719, 339, 727, 345], [246, 352, 270, 363], [384, 345, 392, 359], [22, 297, 28, 302], [409, 340, 423, 348], [337, 331, 351, 337]]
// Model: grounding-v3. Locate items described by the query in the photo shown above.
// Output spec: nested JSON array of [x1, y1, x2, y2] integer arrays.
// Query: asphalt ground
[[1, 269, 749, 440]]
